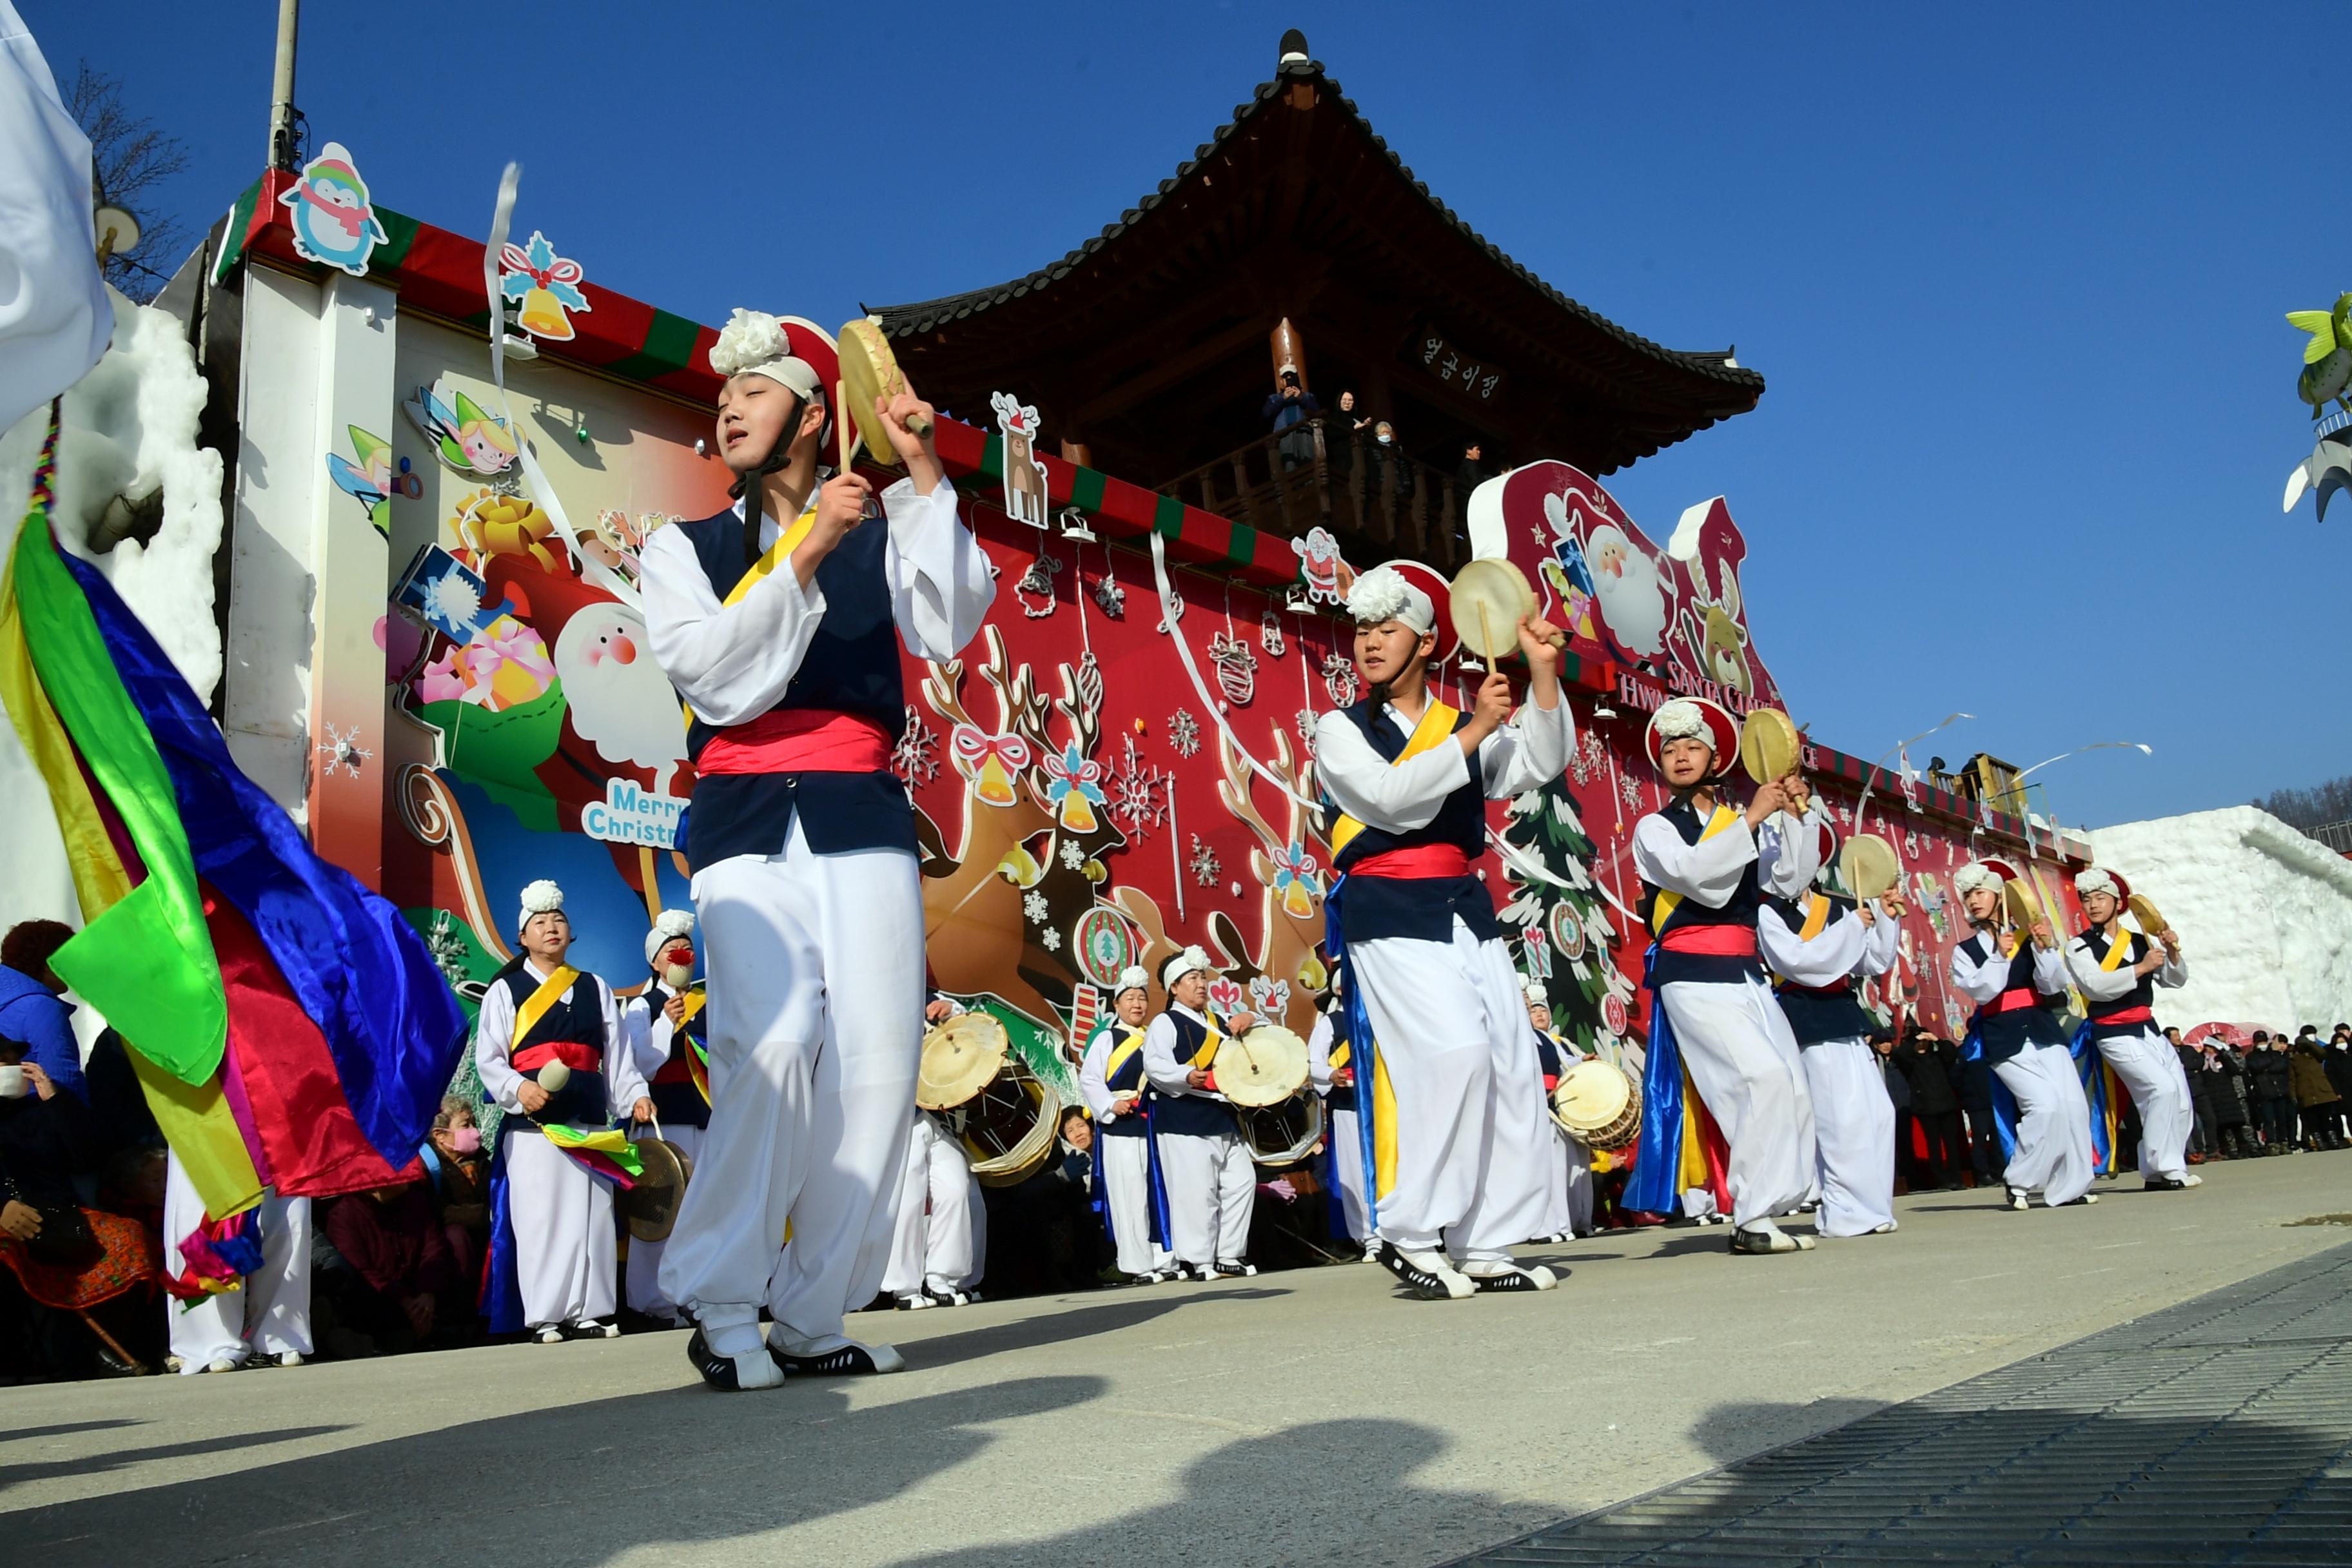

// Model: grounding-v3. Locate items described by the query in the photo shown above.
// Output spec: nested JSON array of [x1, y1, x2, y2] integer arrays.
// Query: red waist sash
[[1658, 924, 1758, 957], [1350, 844, 1473, 879], [697, 708, 892, 777], [514, 1039, 600, 1074], [1779, 977, 1853, 996], [2091, 1004, 2155, 1027], [1983, 988, 2041, 1015]]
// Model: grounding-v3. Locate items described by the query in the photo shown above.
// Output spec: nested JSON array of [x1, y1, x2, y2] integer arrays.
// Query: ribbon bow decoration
[[1040, 741, 1106, 832], [1270, 840, 1324, 919], [950, 724, 1034, 808], [498, 232, 587, 294]]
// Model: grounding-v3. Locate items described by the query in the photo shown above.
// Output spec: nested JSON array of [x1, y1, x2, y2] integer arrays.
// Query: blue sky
[[32, 2, 2347, 828]]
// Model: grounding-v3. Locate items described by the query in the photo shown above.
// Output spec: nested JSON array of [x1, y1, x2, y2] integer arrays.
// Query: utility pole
[[268, 0, 300, 170]]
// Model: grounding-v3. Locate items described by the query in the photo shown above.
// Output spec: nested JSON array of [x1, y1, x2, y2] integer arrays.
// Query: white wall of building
[[2088, 806, 2352, 1033]]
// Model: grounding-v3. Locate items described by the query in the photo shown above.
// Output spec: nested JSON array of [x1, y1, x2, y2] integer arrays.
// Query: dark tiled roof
[[870, 66, 1762, 398]]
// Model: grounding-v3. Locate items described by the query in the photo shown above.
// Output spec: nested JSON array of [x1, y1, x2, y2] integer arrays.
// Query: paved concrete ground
[[5, 1155, 2349, 1568]]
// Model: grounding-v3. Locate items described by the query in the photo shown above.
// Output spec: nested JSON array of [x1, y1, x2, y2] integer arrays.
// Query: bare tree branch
[[64, 64, 192, 303]]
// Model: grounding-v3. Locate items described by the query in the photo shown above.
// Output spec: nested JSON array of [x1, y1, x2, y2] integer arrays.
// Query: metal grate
[[1459, 1243, 2352, 1567]]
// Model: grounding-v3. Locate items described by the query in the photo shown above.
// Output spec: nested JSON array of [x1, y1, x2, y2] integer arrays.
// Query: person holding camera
[[1262, 365, 1322, 471]]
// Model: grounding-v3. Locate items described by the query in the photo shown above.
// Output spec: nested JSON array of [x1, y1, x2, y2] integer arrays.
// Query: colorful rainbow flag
[[1, 408, 466, 1225]]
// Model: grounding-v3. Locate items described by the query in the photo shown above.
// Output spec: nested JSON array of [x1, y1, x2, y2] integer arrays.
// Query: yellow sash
[[514, 964, 583, 1047], [1647, 804, 1741, 936], [1329, 1039, 1351, 1071], [682, 500, 821, 725], [1798, 892, 1831, 943], [676, 986, 708, 1026], [1104, 1028, 1146, 1086], [1191, 1017, 1225, 1073], [2099, 925, 2133, 973], [1329, 700, 1462, 858]]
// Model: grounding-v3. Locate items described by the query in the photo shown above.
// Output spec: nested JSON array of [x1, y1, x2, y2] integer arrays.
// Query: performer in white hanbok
[[1950, 861, 2096, 1210], [1524, 983, 1586, 1242], [1079, 968, 1177, 1282], [2064, 868, 2197, 1192], [1308, 988, 1377, 1261], [1312, 567, 1571, 1300], [1759, 879, 1906, 1237], [475, 881, 653, 1342], [642, 311, 992, 1390], [620, 909, 707, 1324], [1627, 698, 1830, 1255], [885, 997, 986, 1309], [1141, 947, 1262, 1280], [161, 1156, 311, 1373]]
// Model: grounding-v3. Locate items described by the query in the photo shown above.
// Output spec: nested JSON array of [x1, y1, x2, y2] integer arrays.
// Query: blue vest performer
[[1628, 697, 1830, 1255], [1950, 859, 2096, 1210], [883, 995, 986, 1310], [2064, 867, 2197, 1191], [619, 908, 706, 1324], [1758, 875, 1905, 1237], [1312, 565, 1572, 1300], [1079, 967, 1176, 1282], [1142, 947, 1265, 1280], [640, 309, 994, 1390], [475, 880, 652, 1342]]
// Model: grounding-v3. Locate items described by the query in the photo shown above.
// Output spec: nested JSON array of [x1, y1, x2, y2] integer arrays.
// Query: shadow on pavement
[[906, 1285, 1289, 1369], [0, 1424, 350, 1493], [8, 1374, 1105, 1567]]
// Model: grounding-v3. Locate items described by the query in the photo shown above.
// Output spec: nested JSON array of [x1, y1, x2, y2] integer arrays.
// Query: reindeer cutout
[[1210, 728, 1330, 1035], [1675, 547, 1754, 696], [992, 391, 1050, 529]]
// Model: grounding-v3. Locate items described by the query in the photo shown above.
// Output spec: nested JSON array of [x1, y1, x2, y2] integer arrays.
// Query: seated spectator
[[0, 1036, 161, 1380], [2289, 1030, 2346, 1150], [83, 1028, 160, 1159], [0, 921, 86, 1104], [420, 1096, 491, 1311], [317, 1177, 462, 1358]]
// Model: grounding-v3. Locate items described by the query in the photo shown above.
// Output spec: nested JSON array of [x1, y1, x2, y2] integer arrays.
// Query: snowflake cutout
[[1295, 709, 1318, 753], [1619, 774, 1642, 808], [1321, 652, 1360, 707], [1259, 611, 1286, 658], [892, 707, 939, 786], [1189, 834, 1221, 887], [1090, 573, 1126, 618], [1167, 709, 1202, 758], [424, 910, 471, 986], [1039, 928, 1062, 952], [1108, 735, 1171, 840], [1569, 730, 1607, 788], [1059, 838, 1087, 871], [317, 721, 373, 779], [1023, 890, 1050, 925]]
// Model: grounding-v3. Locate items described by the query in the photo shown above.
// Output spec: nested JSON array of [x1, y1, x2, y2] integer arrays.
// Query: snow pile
[[2087, 806, 2352, 1031], [0, 284, 226, 701]]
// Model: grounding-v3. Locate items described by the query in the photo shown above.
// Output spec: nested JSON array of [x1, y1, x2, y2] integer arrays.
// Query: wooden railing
[[1157, 419, 1471, 573]]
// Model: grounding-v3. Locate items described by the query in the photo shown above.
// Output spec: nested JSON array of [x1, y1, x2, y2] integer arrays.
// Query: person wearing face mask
[[2063, 868, 2196, 1191], [1624, 698, 1829, 1256], [1951, 861, 2095, 1210], [1313, 567, 1571, 1298], [1142, 947, 1266, 1282], [420, 1096, 490, 1311], [619, 909, 707, 1325], [640, 309, 994, 1391], [475, 880, 652, 1346], [1079, 968, 1175, 1284]]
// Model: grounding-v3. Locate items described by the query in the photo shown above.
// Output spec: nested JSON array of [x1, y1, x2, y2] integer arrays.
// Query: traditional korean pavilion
[[871, 30, 1765, 571]]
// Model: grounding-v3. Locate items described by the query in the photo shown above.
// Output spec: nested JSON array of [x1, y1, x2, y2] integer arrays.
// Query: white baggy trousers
[[1799, 1037, 1896, 1237], [505, 1124, 618, 1327], [1351, 917, 1552, 1260], [1156, 1128, 1255, 1266], [1328, 1104, 1372, 1244], [659, 818, 923, 1353], [1993, 1043, 2096, 1206], [163, 1153, 311, 1373], [1099, 1132, 1173, 1277], [883, 1112, 983, 1295], [2097, 1026, 2193, 1182], [1656, 975, 1818, 1228]]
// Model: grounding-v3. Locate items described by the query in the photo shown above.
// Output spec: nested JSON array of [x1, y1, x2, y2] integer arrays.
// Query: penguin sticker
[[280, 142, 389, 277]]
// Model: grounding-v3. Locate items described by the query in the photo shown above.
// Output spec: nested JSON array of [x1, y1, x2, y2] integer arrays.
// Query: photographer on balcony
[[1261, 365, 1322, 473]]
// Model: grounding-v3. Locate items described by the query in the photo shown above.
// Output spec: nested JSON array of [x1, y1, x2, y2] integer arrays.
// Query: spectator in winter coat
[[2246, 1034, 2297, 1150], [1894, 1029, 1966, 1190], [0, 923, 84, 1105], [2288, 1034, 2346, 1149], [2202, 1043, 2256, 1158], [1262, 369, 1322, 471], [2327, 1026, 2352, 1126]]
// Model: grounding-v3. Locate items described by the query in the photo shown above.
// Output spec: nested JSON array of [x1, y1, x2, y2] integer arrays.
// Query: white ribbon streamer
[[1148, 531, 1319, 814]]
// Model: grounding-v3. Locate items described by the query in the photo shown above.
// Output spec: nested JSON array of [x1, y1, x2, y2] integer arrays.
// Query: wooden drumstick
[[1478, 601, 1496, 665], [836, 380, 852, 473]]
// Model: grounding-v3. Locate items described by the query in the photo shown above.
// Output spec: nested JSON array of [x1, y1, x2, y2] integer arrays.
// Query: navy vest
[[1534, 1026, 1563, 1081], [1094, 1026, 1150, 1139], [1639, 798, 1765, 986], [499, 965, 609, 1126], [1763, 894, 1877, 1046], [642, 981, 710, 1128], [1961, 934, 2069, 1060], [2078, 928, 2159, 1040], [666, 505, 916, 872], [1332, 699, 1496, 945], [1150, 1010, 1239, 1138]]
